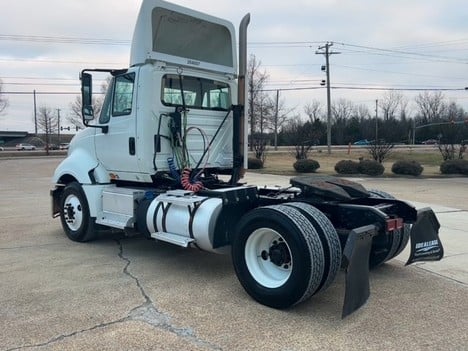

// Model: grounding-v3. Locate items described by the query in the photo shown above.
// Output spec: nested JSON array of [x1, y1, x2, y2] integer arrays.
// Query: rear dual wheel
[[232, 203, 341, 309], [368, 190, 411, 268]]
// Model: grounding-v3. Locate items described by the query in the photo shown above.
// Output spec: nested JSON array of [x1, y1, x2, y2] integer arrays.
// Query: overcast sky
[[1, 0, 467, 132]]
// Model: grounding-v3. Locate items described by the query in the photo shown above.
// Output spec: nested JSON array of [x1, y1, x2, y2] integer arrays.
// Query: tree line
[[247, 55, 468, 147]]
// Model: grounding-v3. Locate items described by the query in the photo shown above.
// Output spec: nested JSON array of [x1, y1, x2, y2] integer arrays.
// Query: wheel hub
[[268, 242, 291, 267], [245, 228, 293, 288], [63, 194, 83, 231], [65, 203, 76, 220]]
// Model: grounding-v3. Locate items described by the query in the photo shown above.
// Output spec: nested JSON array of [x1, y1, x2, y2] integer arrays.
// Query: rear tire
[[232, 205, 325, 309], [368, 189, 410, 267], [60, 182, 97, 242], [284, 202, 341, 293]]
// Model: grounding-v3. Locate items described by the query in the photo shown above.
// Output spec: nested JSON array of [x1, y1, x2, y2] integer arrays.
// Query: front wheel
[[232, 205, 325, 309], [59, 182, 97, 242]]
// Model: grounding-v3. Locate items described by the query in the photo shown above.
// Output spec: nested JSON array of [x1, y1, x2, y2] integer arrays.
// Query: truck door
[[95, 69, 140, 178]]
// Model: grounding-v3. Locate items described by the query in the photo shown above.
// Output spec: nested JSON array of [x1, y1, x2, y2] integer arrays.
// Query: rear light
[[386, 218, 403, 231]]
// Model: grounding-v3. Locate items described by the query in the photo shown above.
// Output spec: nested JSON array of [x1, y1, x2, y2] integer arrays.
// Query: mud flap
[[341, 225, 377, 318], [50, 186, 64, 218], [406, 208, 443, 265]]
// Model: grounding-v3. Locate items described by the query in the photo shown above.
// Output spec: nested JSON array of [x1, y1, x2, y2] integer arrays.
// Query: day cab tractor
[[51, 0, 443, 317]]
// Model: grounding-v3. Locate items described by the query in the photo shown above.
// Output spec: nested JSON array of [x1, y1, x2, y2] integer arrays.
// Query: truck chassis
[[52, 171, 443, 317]]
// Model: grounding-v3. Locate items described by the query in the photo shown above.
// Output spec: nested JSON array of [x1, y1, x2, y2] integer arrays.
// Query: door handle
[[129, 137, 136, 155]]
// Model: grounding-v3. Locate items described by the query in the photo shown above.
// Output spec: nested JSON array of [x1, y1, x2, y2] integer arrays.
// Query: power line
[[0, 57, 124, 65], [3, 91, 81, 95], [333, 64, 467, 81], [3, 82, 79, 86], [335, 42, 468, 64], [259, 86, 467, 92], [0, 34, 131, 46], [392, 38, 468, 50]]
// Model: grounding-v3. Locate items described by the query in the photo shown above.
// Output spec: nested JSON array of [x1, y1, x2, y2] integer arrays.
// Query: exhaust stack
[[231, 13, 250, 183]]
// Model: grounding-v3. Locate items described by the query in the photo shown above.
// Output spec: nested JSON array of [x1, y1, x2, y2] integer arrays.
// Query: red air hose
[[181, 168, 204, 192]]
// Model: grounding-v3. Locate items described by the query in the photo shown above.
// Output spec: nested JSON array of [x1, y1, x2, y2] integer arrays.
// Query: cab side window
[[112, 73, 135, 116], [99, 78, 114, 124]]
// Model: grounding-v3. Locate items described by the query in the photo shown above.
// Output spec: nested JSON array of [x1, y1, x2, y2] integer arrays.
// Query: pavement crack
[[3, 239, 222, 351], [116, 239, 222, 350], [4, 318, 127, 351], [115, 238, 152, 305]]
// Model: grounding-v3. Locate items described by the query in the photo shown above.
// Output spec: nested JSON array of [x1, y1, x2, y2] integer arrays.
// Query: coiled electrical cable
[[181, 168, 204, 192]]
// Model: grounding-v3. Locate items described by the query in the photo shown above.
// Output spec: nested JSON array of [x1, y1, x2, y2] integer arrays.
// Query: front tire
[[60, 182, 97, 242], [232, 205, 325, 309]]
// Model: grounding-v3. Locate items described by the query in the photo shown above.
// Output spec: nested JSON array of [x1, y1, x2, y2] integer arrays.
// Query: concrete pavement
[[0, 158, 467, 350]]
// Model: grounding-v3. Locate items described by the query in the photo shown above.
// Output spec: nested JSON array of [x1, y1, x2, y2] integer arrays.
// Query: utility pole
[[274, 89, 279, 151], [57, 108, 61, 144], [33, 90, 37, 135], [316, 42, 340, 154], [375, 99, 378, 142]]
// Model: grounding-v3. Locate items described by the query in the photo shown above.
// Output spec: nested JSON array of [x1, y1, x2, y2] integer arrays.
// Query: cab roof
[[130, 0, 237, 75]]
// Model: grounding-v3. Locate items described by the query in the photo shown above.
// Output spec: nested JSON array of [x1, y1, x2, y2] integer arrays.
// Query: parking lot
[[0, 157, 467, 350]]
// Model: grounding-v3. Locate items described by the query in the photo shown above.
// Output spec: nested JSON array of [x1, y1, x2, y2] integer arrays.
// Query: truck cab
[[55, 0, 243, 186]]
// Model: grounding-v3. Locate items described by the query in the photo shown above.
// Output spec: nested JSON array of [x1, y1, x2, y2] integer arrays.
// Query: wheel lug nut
[[261, 251, 269, 260]]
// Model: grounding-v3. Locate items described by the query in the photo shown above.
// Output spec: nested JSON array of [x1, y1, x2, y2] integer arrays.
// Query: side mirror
[[81, 72, 94, 121]]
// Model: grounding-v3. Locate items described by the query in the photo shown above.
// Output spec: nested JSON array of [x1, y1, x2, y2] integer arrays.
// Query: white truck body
[[51, 0, 443, 317]]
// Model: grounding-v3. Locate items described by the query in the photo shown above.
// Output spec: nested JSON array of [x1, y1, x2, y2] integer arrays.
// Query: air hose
[[181, 168, 204, 192]]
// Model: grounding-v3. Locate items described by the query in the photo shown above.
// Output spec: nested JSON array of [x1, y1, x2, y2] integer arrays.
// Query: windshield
[[161, 74, 231, 111]]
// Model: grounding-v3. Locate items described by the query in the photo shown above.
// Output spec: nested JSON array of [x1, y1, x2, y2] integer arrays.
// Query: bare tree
[[304, 100, 323, 122], [354, 104, 371, 120], [332, 98, 354, 144], [283, 116, 322, 160], [69, 95, 86, 128], [0, 78, 8, 114], [399, 96, 410, 121], [68, 76, 110, 128], [256, 91, 274, 135], [446, 101, 465, 122], [270, 91, 295, 150], [437, 104, 466, 160], [415, 91, 446, 123], [380, 91, 403, 121], [37, 106, 58, 154], [247, 54, 269, 149], [367, 141, 394, 163], [332, 98, 354, 121]]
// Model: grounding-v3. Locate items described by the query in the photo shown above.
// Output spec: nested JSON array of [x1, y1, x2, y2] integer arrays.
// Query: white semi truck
[[51, 0, 443, 317]]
